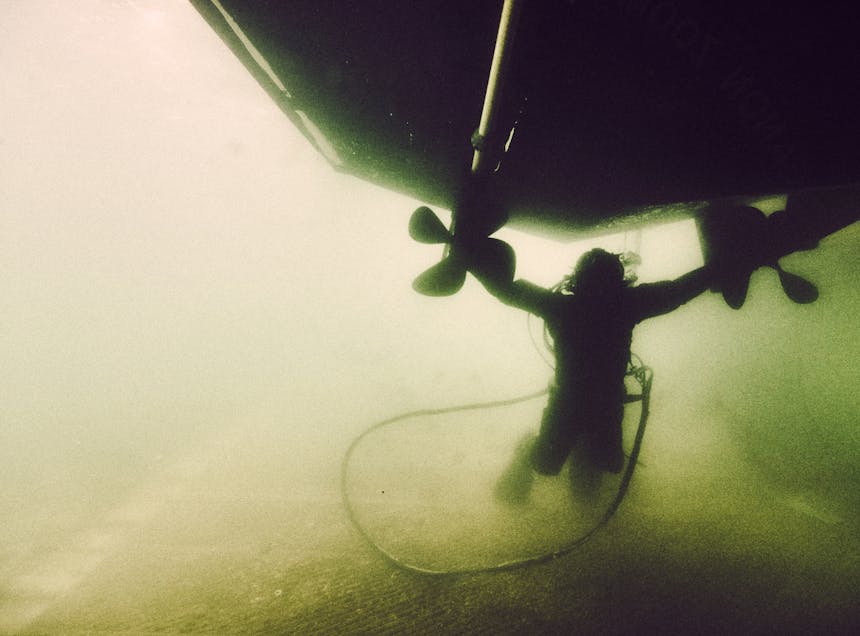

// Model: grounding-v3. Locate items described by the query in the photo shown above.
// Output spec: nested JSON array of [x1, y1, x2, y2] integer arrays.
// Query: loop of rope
[[341, 365, 653, 576]]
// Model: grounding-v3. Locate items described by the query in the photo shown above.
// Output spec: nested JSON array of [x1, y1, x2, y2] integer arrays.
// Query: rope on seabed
[[340, 365, 653, 576]]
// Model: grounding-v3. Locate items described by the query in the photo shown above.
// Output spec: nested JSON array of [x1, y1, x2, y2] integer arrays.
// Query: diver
[[463, 242, 715, 504]]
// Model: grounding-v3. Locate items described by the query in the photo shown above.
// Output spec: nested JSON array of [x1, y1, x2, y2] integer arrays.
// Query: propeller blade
[[408, 206, 452, 244], [774, 265, 819, 304], [722, 273, 751, 310], [412, 256, 467, 296], [469, 237, 516, 283]]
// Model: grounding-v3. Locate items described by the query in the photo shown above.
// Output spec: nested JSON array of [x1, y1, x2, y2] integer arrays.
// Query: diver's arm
[[475, 273, 549, 313], [463, 238, 550, 313], [631, 265, 715, 320]]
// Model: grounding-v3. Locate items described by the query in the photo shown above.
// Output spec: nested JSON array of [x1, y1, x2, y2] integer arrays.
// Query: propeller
[[407, 0, 525, 296], [409, 202, 512, 296], [699, 202, 820, 308]]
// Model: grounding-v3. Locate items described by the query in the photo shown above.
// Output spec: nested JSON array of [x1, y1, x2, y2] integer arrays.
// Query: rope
[[527, 312, 555, 370], [341, 366, 653, 577]]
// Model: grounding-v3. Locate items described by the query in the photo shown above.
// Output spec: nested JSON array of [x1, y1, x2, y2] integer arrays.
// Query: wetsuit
[[479, 268, 712, 474]]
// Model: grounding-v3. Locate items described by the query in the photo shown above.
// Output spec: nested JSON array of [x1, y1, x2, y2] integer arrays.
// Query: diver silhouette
[[464, 243, 714, 504]]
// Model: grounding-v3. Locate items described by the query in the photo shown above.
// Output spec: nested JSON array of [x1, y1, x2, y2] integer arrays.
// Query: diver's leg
[[494, 433, 537, 505], [530, 392, 575, 476], [584, 401, 625, 474], [495, 392, 575, 505], [568, 440, 602, 504], [494, 393, 560, 504], [556, 400, 601, 501]]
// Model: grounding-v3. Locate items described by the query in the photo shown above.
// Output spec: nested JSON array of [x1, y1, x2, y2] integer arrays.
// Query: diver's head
[[568, 248, 626, 295]]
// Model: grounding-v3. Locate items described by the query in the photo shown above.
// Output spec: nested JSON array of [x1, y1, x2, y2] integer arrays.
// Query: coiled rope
[[341, 362, 653, 576]]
